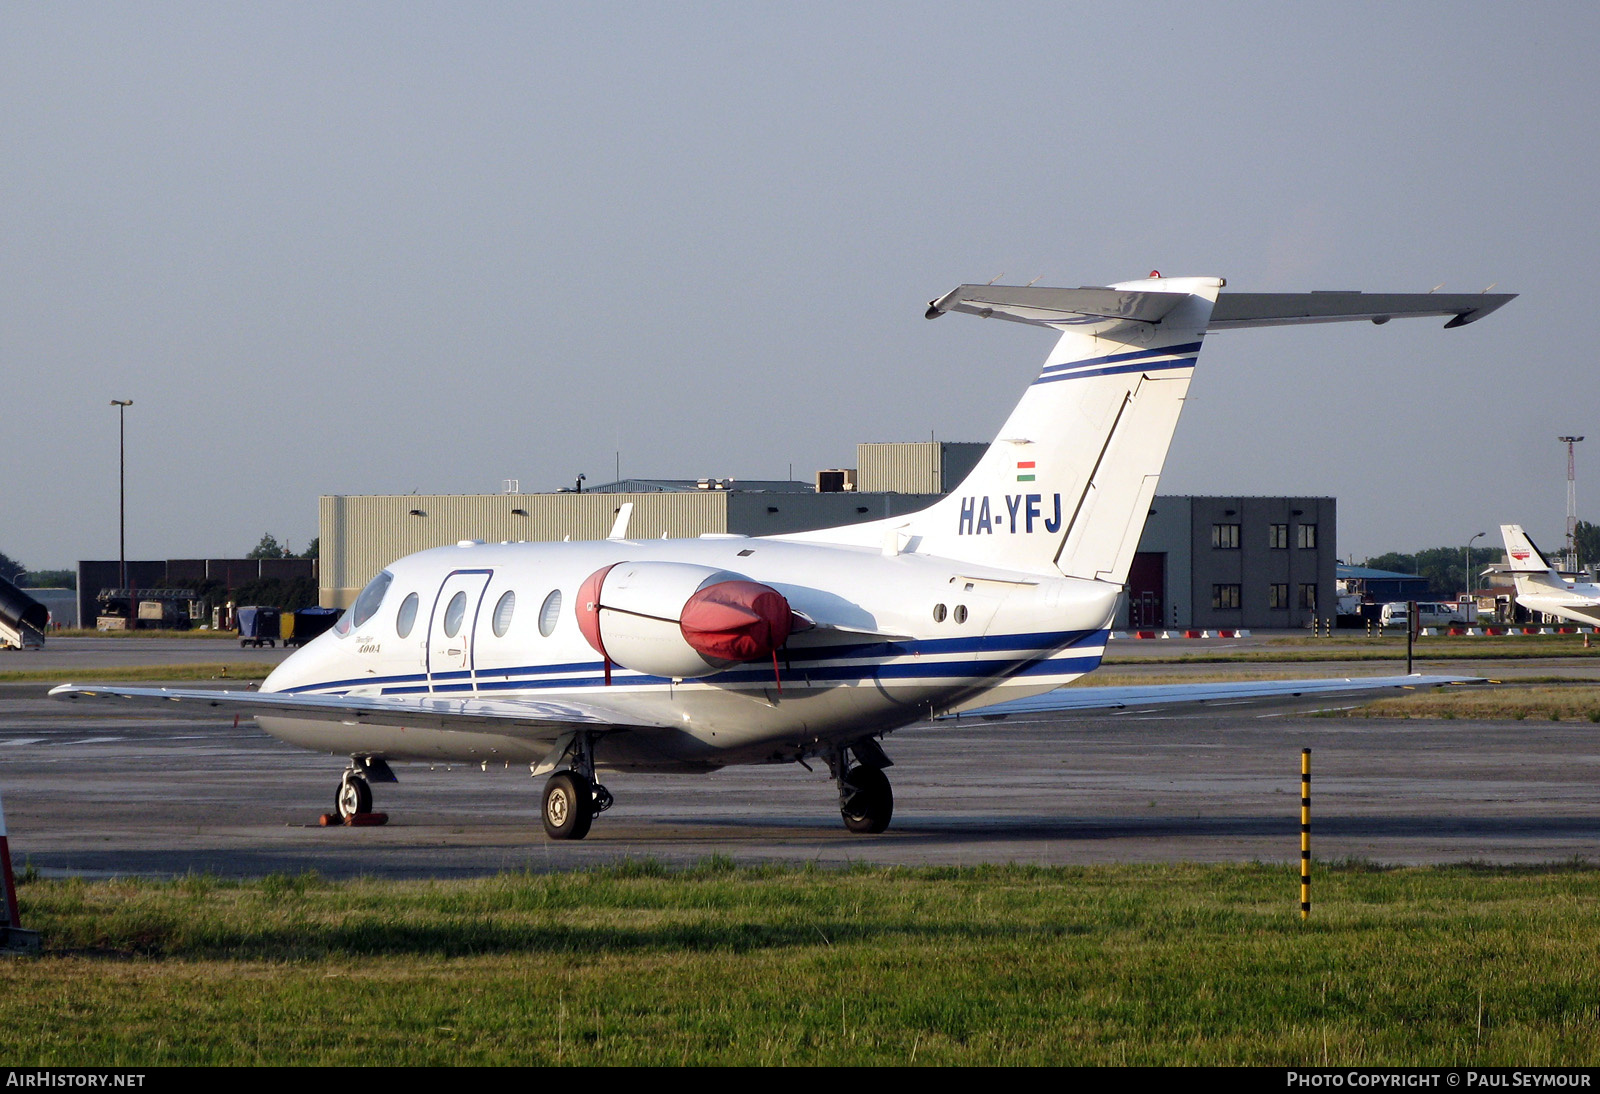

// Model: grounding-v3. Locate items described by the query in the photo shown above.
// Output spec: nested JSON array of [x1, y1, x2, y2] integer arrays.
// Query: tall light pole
[[111, 400, 132, 595], [1560, 435, 1584, 572], [1465, 531, 1485, 602]]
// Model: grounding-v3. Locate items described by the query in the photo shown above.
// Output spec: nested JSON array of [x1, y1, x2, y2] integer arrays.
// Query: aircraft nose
[[262, 636, 334, 695]]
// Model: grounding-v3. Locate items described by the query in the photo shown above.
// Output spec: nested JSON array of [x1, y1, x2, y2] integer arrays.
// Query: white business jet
[[1500, 524, 1600, 626], [52, 275, 1514, 839]]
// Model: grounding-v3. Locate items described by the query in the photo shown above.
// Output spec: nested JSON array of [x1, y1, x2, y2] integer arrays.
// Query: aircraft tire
[[337, 775, 372, 819], [841, 766, 893, 834], [543, 771, 594, 840]]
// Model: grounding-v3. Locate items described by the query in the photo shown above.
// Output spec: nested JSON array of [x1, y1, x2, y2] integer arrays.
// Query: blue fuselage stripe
[[1036, 341, 1203, 374], [1032, 357, 1197, 385], [279, 628, 1109, 696]]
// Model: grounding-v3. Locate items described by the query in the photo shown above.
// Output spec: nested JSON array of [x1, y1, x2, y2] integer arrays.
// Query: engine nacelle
[[576, 562, 794, 679]]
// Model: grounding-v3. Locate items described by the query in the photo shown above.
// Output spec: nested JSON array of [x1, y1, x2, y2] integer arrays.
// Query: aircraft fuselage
[[260, 535, 1117, 771]]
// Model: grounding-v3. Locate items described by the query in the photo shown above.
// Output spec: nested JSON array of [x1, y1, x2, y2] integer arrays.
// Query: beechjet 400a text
[[52, 275, 1514, 839]]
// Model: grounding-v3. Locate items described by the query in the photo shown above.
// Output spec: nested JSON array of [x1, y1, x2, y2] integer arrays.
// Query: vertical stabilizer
[[904, 276, 1220, 581], [1501, 524, 1565, 591]]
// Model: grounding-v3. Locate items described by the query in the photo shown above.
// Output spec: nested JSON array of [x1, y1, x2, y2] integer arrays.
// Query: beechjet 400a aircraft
[[52, 275, 1514, 839]]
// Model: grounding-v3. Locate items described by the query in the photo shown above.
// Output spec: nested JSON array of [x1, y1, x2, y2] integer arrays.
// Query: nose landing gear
[[336, 772, 372, 819], [326, 756, 395, 826]]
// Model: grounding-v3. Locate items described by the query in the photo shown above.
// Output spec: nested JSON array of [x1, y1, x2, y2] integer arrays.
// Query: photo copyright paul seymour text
[[1288, 1075, 1592, 1088]]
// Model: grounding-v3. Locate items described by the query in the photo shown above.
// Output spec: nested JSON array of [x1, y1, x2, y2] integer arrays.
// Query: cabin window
[[443, 591, 467, 638], [395, 592, 419, 638], [953, 604, 968, 624], [492, 591, 516, 637], [932, 603, 947, 623], [336, 570, 393, 636], [539, 589, 562, 637]]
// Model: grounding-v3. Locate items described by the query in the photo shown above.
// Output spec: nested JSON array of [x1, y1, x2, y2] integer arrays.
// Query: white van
[[1381, 601, 1475, 628]]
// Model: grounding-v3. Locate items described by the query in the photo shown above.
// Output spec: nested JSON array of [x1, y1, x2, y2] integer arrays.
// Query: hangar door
[[1127, 552, 1165, 628]]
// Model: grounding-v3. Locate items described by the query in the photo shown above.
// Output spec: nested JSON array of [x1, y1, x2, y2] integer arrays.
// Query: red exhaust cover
[[680, 580, 793, 662]]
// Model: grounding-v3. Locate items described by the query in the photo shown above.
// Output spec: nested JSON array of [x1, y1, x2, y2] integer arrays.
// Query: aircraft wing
[[926, 284, 1516, 329], [46, 683, 675, 737], [943, 673, 1478, 719]]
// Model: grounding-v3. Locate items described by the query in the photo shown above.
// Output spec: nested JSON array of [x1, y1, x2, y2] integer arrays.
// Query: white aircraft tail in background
[[1500, 524, 1600, 625]]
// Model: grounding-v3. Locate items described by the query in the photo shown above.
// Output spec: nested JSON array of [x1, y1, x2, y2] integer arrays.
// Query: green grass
[[3, 862, 1599, 1065], [1344, 684, 1600, 721]]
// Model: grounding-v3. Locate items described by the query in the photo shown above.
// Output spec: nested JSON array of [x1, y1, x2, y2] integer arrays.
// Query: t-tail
[[1501, 524, 1566, 591], [789, 275, 1514, 586]]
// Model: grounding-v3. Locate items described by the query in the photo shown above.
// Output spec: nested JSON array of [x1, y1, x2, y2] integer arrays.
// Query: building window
[[1269, 583, 1288, 609], [1212, 584, 1241, 610], [1212, 523, 1240, 550], [1297, 523, 1317, 549], [1269, 524, 1288, 549], [1299, 583, 1318, 611]]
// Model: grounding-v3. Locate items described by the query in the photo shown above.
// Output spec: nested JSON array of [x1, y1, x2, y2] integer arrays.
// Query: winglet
[[608, 503, 634, 540]]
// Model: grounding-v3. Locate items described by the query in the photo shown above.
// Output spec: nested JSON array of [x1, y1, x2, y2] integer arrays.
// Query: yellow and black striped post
[[1300, 748, 1312, 919]]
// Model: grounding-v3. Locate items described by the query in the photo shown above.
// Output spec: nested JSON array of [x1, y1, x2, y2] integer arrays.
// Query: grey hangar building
[[318, 441, 1335, 632]]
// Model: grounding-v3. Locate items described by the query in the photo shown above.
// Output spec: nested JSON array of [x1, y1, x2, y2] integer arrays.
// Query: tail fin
[[784, 273, 1512, 586], [1501, 524, 1565, 590], [905, 275, 1221, 581]]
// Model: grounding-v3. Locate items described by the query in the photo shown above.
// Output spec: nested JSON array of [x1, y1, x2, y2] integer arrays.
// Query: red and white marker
[[0, 787, 21, 930]]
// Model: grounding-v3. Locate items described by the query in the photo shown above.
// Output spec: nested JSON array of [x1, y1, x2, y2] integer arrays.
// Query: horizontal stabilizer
[[927, 284, 1516, 330], [926, 285, 1188, 326], [1208, 291, 1516, 329]]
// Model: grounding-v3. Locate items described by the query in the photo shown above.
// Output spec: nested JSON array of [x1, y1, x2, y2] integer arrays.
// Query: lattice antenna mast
[[1560, 435, 1584, 571]]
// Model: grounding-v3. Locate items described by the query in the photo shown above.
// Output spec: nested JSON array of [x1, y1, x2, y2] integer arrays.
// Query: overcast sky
[[4, 2, 1595, 570]]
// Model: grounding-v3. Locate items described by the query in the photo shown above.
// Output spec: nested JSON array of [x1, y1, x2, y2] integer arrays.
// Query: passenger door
[[426, 569, 493, 693]]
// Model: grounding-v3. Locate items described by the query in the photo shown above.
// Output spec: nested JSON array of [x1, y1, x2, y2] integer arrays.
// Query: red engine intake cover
[[679, 580, 794, 663], [575, 563, 618, 659]]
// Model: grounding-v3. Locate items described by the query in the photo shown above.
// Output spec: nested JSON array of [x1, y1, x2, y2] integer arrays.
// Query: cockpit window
[[335, 570, 394, 636]]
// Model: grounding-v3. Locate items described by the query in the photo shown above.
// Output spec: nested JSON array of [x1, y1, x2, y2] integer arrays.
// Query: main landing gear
[[541, 733, 614, 840], [828, 740, 894, 835]]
